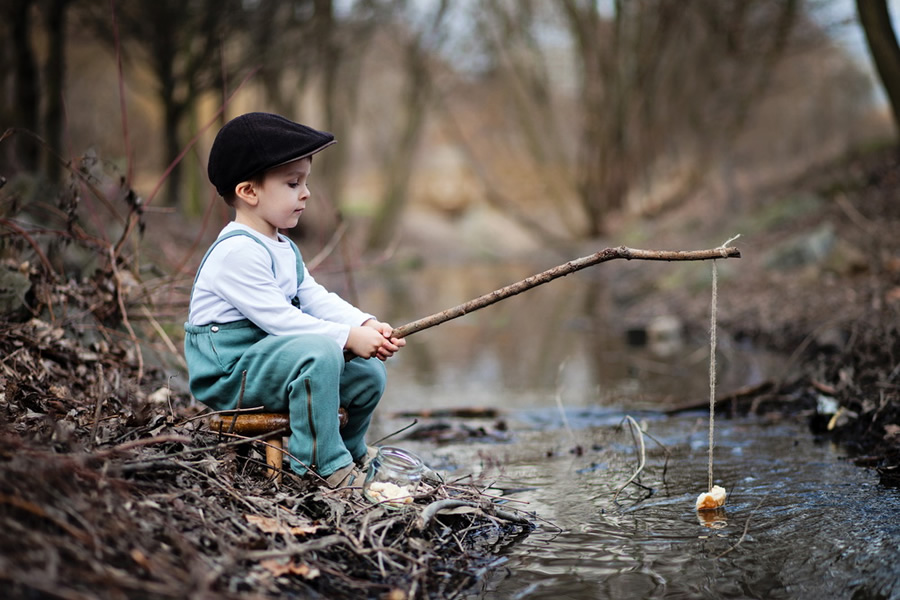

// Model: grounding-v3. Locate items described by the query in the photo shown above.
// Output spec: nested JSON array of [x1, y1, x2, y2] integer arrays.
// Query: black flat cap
[[207, 112, 336, 197]]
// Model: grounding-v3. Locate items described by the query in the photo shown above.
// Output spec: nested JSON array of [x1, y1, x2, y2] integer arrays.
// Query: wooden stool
[[210, 408, 349, 482]]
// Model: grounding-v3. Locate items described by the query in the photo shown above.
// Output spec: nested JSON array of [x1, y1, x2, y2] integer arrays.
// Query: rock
[[763, 224, 867, 276], [0, 267, 31, 317], [763, 224, 836, 271], [647, 315, 683, 356]]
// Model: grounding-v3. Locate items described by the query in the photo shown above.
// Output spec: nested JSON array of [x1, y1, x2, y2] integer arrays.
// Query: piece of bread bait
[[695, 485, 727, 511]]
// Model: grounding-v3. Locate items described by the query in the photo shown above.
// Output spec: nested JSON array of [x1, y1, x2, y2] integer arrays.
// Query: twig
[[418, 499, 531, 529], [716, 497, 764, 558], [634, 425, 672, 484], [613, 415, 647, 503], [140, 306, 186, 370], [391, 245, 741, 339], [306, 220, 349, 271], [107, 246, 143, 382], [171, 460, 259, 513], [442, 485, 531, 505], [89, 364, 105, 449], [0, 218, 59, 281], [371, 419, 419, 446], [0, 493, 93, 547], [554, 360, 576, 447], [89, 434, 193, 459], [164, 375, 175, 420], [113, 429, 284, 468], [177, 404, 266, 425], [241, 534, 348, 561]]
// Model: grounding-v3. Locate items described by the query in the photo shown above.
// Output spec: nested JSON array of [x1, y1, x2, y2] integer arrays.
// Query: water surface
[[371, 412, 900, 600], [355, 261, 899, 599]]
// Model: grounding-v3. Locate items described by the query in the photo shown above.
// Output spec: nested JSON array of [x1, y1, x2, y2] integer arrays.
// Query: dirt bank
[[0, 190, 533, 599]]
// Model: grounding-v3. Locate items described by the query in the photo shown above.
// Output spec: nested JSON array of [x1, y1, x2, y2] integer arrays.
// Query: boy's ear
[[234, 181, 258, 206]]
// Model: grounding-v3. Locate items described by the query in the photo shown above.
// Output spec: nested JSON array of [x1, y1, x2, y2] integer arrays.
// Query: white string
[[708, 259, 718, 492], [708, 234, 739, 492]]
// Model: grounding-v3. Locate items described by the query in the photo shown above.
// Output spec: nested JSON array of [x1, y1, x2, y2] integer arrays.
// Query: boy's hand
[[346, 320, 405, 361]]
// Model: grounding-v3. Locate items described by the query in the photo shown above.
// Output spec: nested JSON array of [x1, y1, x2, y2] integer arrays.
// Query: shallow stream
[[370, 406, 900, 599], [355, 260, 900, 599], [471, 417, 898, 599]]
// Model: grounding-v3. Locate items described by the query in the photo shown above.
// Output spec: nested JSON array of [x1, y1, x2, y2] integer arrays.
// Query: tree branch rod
[[391, 245, 741, 339]]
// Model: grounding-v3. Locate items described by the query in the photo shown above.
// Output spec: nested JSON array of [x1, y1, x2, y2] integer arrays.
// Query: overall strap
[[190, 230, 305, 304], [285, 237, 305, 287]]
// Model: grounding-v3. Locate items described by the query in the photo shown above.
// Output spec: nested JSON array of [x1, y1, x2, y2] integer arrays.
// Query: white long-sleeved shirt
[[188, 222, 373, 349]]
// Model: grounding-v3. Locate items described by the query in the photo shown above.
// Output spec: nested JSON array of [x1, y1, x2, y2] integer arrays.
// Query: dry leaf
[[260, 558, 320, 579], [130, 548, 152, 570], [245, 513, 319, 536], [289, 523, 320, 535], [245, 514, 291, 535]]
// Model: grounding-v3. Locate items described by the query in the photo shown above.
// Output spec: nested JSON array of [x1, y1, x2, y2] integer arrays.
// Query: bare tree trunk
[[366, 35, 434, 251], [857, 0, 900, 137], [42, 0, 70, 182], [561, 0, 632, 236], [10, 0, 40, 171], [316, 0, 349, 216], [161, 73, 184, 206], [313, 0, 377, 232]]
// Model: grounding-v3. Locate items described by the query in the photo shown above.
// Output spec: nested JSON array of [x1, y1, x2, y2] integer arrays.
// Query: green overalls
[[183, 230, 386, 478]]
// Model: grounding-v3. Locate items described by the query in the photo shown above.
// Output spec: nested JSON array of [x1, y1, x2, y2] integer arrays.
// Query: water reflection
[[347, 260, 776, 413], [696, 507, 728, 529]]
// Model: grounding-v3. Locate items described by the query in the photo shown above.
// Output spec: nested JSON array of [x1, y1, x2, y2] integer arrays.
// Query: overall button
[[211, 326, 219, 333]]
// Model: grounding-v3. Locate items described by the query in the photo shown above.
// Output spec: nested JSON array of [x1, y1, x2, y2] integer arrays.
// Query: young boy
[[184, 112, 404, 488]]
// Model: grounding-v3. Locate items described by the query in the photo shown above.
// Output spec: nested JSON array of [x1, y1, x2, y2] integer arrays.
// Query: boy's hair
[[208, 112, 335, 200], [222, 172, 265, 207], [221, 156, 314, 206]]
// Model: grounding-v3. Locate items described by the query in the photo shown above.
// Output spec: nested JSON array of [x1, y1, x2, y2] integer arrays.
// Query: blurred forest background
[[1, 0, 899, 352]]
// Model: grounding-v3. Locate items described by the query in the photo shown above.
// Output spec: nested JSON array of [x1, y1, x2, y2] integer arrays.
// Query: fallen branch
[[418, 499, 531, 529], [392, 245, 740, 339]]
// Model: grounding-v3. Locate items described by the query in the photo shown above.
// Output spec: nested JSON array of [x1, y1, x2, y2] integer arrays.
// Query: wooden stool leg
[[265, 437, 284, 483]]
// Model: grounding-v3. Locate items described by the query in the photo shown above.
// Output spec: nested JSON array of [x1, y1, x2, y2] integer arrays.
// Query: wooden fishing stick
[[390, 245, 741, 339]]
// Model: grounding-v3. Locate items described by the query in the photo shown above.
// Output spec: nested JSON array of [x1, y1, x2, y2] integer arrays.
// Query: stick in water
[[391, 245, 741, 339]]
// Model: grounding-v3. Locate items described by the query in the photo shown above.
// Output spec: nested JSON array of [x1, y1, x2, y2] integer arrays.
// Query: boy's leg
[[338, 357, 387, 462], [197, 332, 354, 478]]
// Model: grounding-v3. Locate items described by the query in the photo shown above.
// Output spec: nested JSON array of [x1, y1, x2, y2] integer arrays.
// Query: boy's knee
[[355, 358, 386, 388], [359, 359, 387, 401], [288, 335, 344, 371], [370, 361, 387, 394]]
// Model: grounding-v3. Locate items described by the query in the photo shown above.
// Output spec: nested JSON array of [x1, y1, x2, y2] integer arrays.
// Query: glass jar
[[362, 446, 425, 508]]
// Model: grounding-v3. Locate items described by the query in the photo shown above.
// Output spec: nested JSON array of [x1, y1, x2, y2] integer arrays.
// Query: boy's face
[[252, 157, 312, 235]]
